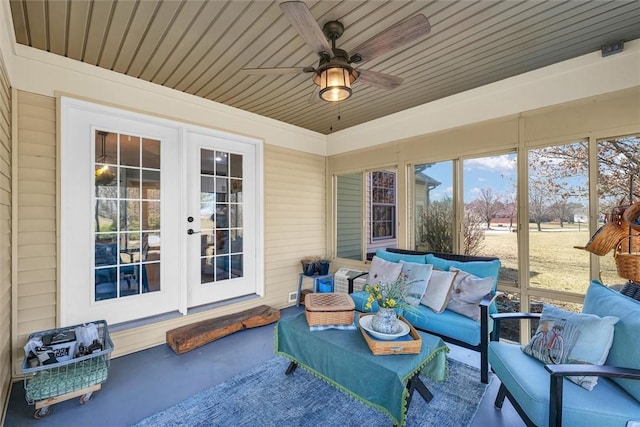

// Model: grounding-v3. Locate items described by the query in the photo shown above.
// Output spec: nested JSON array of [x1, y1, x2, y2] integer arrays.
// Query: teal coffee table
[[275, 313, 449, 426]]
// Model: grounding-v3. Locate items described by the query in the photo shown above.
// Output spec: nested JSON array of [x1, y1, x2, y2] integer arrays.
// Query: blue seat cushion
[[375, 249, 427, 264], [582, 279, 640, 402], [351, 291, 482, 346], [490, 341, 640, 427], [425, 254, 500, 290]]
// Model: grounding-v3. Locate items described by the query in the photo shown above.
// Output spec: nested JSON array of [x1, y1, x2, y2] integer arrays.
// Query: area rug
[[133, 357, 488, 427]]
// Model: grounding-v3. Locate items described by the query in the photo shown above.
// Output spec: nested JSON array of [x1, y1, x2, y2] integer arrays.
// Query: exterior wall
[[11, 92, 56, 377], [0, 55, 11, 421], [8, 91, 328, 374]]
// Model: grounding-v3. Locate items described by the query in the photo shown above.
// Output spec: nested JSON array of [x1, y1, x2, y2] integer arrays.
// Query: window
[[371, 171, 396, 240], [597, 135, 640, 285], [528, 141, 590, 295], [335, 169, 397, 261], [413, 161, 453, 253], [463, 153, 518, 285]]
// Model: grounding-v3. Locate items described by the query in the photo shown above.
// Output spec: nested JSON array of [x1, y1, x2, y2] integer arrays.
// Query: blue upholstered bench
[[349, 248, 501, 384], [489, 280, 640, 427]]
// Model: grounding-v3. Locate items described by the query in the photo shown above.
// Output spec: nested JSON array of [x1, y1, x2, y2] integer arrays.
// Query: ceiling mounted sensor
[[243, 1, 431, 103]]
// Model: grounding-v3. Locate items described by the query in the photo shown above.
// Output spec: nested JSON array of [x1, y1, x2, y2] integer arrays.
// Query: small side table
[[296, 273, 334, 307]]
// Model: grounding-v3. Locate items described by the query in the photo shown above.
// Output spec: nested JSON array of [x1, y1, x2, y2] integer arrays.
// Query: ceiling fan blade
[[308, 86, 322, 104], [349, 14, 431, 63], [280, 1, 333, 57], [356, 69, 403, 90], [243, 67, 310, 75]]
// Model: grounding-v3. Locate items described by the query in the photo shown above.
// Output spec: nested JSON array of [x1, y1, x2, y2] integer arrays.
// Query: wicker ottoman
[[304, 293, 355, 326]]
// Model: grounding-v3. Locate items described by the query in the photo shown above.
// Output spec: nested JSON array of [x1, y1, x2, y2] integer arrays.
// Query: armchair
[[489, 280, 640, 427]]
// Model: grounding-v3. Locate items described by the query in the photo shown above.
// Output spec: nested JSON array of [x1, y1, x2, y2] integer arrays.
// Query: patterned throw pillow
[[399, 261, 433, 306], [446, 267, 494, 321], [522, 304, 619, 390]]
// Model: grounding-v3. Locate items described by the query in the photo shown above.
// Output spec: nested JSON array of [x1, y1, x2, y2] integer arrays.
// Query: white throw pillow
[[446, 267, 494, 321], [365, 256, 403, 287], [420, 269, 457, 313]]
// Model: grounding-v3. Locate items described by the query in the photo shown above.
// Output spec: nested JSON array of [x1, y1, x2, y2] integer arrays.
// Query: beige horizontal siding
[[12, 91, 57, 376], [0, 59, 11, 418]]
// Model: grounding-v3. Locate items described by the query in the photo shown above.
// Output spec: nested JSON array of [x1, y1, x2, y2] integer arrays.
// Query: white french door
[[61, 98, 263, 326], [61, 98, 182, 326], [185, 131, 258, 308]]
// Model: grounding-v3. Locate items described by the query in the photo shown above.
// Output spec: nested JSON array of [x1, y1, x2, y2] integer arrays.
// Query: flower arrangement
[[363, 274, 412, 310]]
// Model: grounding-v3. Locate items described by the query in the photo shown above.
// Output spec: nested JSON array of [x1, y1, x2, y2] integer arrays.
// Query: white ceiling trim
[[8, 41, 328, 155], [327, 38, 640, 155]]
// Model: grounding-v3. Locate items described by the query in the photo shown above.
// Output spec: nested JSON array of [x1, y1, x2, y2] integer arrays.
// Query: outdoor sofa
[[349, 248, 501, 384]]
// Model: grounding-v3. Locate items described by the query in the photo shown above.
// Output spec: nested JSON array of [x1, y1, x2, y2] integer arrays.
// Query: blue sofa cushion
[[490, 341, 640, 427], [398, 261, 433, 306], [425, 254, 500, 289], [375, 249, 427, 264], [522, 304, 618, 390], [582, 279, 640, 402], [403, 306, 481, 345]]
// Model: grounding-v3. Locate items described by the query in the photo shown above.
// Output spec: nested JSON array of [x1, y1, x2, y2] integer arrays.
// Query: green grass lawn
[[477, 223, 597, 295]]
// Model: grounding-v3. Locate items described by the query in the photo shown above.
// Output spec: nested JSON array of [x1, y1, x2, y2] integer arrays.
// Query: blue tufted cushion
[[490, 341, 640, 427], [375, 249, 427, 264], [582, 279, 640, 402], [425, 254, 500, 289]]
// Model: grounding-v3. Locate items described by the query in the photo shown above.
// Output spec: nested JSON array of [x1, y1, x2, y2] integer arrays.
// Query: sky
[[419, 153, 517, 203]]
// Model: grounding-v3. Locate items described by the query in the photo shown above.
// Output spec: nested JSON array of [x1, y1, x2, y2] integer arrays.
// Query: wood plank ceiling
[[9, 1, 640, 134]]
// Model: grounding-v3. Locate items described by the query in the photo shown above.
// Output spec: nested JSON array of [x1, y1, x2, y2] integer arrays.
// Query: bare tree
[[463, 209, 486, 255], [474, 188, 503, 229]]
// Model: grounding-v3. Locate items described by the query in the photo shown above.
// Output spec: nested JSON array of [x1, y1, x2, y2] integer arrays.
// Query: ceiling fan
[[243, 1, 431, 102]]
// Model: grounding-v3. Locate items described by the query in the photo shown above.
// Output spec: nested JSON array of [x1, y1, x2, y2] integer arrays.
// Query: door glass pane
[[463, 153, 518, 285], [94, 129, 161, 301], [413, 161, 454, 252], [528, 141, 590, 294], [120, 135, 140, 167], [200, 148, 243, 284], [141, 138, 160, 169], [336, 173, 363, 260], [597, 135, 640, 285]]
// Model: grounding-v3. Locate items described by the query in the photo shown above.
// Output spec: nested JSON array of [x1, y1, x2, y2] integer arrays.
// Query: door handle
[[187, 229, 201, 235]]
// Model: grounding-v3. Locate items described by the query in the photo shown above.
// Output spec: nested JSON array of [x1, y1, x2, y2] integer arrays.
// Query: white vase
[[371, 307, 399, 334]]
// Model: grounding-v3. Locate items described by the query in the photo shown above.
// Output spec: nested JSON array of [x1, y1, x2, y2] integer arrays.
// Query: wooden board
[[166, 305, 280, 355]]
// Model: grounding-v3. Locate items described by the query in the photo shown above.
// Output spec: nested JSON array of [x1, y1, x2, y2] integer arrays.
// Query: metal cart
[[22, 320, 114, 419]]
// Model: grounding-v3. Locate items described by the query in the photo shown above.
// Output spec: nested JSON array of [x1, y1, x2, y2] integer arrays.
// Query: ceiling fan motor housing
[[312, 48, 359, 87]]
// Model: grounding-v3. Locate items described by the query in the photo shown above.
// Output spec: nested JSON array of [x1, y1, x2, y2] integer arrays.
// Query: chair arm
[[545, 363, 640, 380], [479, 291, 503, 308], [490, 312, 541, 341], [347, 271, 369, 293], [546, 364, 640, 427]]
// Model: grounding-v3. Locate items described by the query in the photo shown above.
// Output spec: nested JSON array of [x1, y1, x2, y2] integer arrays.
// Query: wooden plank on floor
[[166, 305, 280, 355]]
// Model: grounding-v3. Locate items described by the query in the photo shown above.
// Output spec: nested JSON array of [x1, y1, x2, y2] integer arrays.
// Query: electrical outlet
[[288, 292, 298, 303]]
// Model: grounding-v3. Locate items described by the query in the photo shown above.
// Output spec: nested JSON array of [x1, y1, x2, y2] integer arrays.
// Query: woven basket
[[614, 235, 640, 283], [304, 293, 355, 326], [622, 201, 640, 232], [574, 221, 627, 256]]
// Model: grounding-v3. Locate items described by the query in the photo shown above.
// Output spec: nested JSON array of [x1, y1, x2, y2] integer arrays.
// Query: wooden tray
[[358, 313, 422, 355], [305, 293, 355, 326]]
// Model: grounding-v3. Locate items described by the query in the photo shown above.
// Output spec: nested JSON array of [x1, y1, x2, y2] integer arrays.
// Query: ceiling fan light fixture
[[318, 66, 352, 102]]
